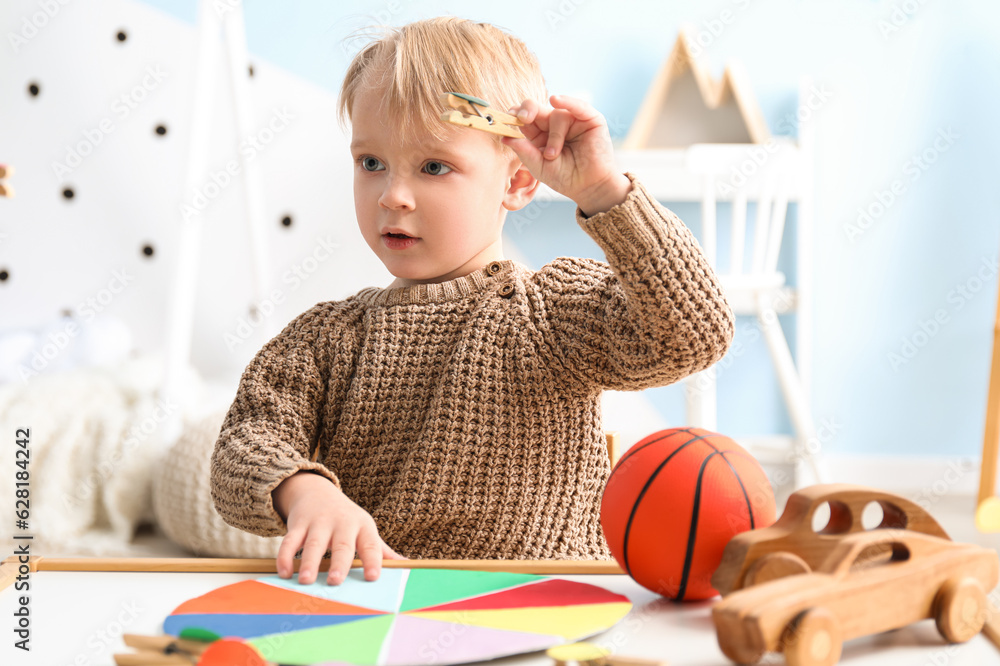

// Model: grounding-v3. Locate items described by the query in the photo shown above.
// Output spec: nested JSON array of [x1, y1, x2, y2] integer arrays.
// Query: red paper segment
[[171, 580, 385, 616], [414, 579, 630, 612]]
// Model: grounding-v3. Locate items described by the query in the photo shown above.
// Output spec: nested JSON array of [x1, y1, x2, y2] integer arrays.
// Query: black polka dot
[[28, 82, 40, 97], [60, 308, 72, 318], [116, 30, 127, 42], [248, 64, 255, 77], [281, 215, 293, 227], [0, 270, 9, 282], [62, 187, 75, 200], [155, 124, 167, 136], [142, 244, 155, 257]]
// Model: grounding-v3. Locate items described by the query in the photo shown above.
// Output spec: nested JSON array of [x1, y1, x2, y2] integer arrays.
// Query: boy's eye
[[359, 156, 384, 172], [423, 161, 452, 176]]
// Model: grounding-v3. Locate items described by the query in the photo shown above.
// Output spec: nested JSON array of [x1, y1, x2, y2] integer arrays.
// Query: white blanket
[[0, 354, 175, 556]]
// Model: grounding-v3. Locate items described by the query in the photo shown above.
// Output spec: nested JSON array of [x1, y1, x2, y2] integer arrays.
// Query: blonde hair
[[337, 16, 548, 156]]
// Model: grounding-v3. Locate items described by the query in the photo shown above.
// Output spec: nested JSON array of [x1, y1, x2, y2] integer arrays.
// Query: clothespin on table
[[114, 632, 273, 666], [439, 92, 524, 138], [547, 642, 668, 666], [0, 164, 13, 198]]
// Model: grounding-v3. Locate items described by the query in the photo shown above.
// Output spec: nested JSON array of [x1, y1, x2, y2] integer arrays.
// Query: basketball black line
[[675, 446, 761, 600], [620, 432, 713, 578], [688, 437, 763, 529], [711, 446, 769, 528], [604, 427, 696, 562], [717, 451, 757, 530], [677, 450, 726, 601], [611, 426, 696, 473]]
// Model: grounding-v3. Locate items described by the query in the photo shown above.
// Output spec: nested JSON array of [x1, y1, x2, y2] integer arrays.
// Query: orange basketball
[[600, 427, 776, 601]]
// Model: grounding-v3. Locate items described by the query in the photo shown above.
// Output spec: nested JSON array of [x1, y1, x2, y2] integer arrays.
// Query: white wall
[[4, 0, 1000, 465]]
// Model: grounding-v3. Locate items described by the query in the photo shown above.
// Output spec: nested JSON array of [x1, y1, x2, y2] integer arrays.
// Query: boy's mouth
[[381, 227, 418, 239], [381, 230, 420, 250]]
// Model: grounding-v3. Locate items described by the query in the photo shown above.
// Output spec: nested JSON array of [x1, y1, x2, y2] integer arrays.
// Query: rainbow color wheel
[[163, 568, 632, 666]]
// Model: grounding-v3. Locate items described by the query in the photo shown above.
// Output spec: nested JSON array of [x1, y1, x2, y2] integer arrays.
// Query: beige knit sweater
[[210, 172, 735, 560]]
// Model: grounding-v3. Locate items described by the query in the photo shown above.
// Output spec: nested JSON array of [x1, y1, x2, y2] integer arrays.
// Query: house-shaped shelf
[[622, 25, 770, 149]]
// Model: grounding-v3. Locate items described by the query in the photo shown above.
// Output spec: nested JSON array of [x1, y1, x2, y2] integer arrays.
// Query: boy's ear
[[502, 162, 541, 211]]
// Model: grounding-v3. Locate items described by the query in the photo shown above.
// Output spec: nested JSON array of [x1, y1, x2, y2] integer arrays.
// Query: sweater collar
[[354, 259, 520, 307]]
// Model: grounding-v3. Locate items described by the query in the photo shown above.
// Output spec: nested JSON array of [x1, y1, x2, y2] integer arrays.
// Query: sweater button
[[498, 283, 515, 298], [486, 261, 503, 275]]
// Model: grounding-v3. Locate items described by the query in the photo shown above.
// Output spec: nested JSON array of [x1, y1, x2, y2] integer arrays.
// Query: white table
[[1, 570, 997, 665]]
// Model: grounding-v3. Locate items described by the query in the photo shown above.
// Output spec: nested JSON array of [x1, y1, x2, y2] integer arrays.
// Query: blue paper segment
[[163, 612, 369, 639], [258, 567, 407, 613]]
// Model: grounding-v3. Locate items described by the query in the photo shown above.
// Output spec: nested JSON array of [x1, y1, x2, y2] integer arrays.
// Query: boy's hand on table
[[272, 471, 407, 585], [502, 94, 631, 217]]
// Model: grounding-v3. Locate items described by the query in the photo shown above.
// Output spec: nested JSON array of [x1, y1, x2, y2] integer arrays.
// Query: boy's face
[[350, 86, 534, 287]]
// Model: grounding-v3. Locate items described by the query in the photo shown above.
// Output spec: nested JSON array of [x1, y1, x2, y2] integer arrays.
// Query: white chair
[[682, 141, 823, 487]]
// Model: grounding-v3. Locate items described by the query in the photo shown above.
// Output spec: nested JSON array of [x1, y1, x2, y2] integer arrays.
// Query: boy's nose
[[378, 176, 415, 210]]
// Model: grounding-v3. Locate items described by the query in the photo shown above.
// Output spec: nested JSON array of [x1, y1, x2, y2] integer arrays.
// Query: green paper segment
[[249, 614, 394, 666], [398, 569, 543, 612]]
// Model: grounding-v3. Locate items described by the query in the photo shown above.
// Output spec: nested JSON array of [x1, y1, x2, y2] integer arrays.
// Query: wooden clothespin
[[0, 164, 13, 198], [439, 92, 524, 138], [546, 642, 668, 666], [114, 632, 273, 666], [115, 633, 209, 665]]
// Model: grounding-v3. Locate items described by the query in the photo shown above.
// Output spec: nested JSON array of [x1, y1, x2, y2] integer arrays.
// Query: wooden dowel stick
[[114, 653, 195, 666], [1, 556, 622, 590], [978, 255, 1000, 507]]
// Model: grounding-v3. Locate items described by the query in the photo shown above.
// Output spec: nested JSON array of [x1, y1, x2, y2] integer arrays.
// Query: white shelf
[[533, 138, 805, 202]]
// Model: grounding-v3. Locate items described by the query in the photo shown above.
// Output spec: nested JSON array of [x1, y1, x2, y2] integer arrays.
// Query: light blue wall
[[140, 0, 1000, 458]]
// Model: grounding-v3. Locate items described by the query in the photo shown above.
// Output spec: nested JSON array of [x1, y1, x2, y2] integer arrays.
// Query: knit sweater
[[210, 171, 735, 560]]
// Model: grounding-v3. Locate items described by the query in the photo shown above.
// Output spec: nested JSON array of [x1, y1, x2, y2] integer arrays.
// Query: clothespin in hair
[[0, 164, 13, 198], [439, 92, 524, 138]]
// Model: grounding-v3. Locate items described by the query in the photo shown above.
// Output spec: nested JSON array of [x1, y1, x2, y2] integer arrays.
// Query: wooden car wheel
[[783, 607, 842, 666], [935, 577, 987, 643], [742, 552, 810, 589]]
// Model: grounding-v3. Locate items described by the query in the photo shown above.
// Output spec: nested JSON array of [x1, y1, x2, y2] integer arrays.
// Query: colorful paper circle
[[164, 568, 632, 666]]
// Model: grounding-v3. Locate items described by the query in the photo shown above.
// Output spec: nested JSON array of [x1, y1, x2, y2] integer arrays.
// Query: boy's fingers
[[516, 98, 553, 133], [275, 530, 305, 578], [382, 541, 408, 560], [298, 533, 331, 585], [550, 94, 601, 122], [326, 535, 358, 586], [502, 136, 544, 175], [356, 529, 383, 582], [512, 98, 539, 124], [544, 109, 574, 160], [516, 119, 542, 142]]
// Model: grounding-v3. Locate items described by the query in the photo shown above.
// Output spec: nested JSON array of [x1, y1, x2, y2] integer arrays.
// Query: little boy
[[210, 16, 734, 587]]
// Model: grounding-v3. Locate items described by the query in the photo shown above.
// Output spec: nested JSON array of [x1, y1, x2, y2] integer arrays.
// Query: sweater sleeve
[[530, 171, 735, 392], [210, 303, 341, 538]]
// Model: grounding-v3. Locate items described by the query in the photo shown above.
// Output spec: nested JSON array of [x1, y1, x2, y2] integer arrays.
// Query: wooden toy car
[[712, 483, 950, 596], [712, 529, 998, 666]]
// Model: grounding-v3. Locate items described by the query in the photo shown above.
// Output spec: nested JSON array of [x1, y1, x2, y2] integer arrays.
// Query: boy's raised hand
[[272, 471, 407, 585], [503, 94, 631, 217]]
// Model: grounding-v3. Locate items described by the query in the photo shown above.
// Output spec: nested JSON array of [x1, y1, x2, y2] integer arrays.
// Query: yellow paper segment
[[408, 602, 632, 639], [547, 642, 611, 661]]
